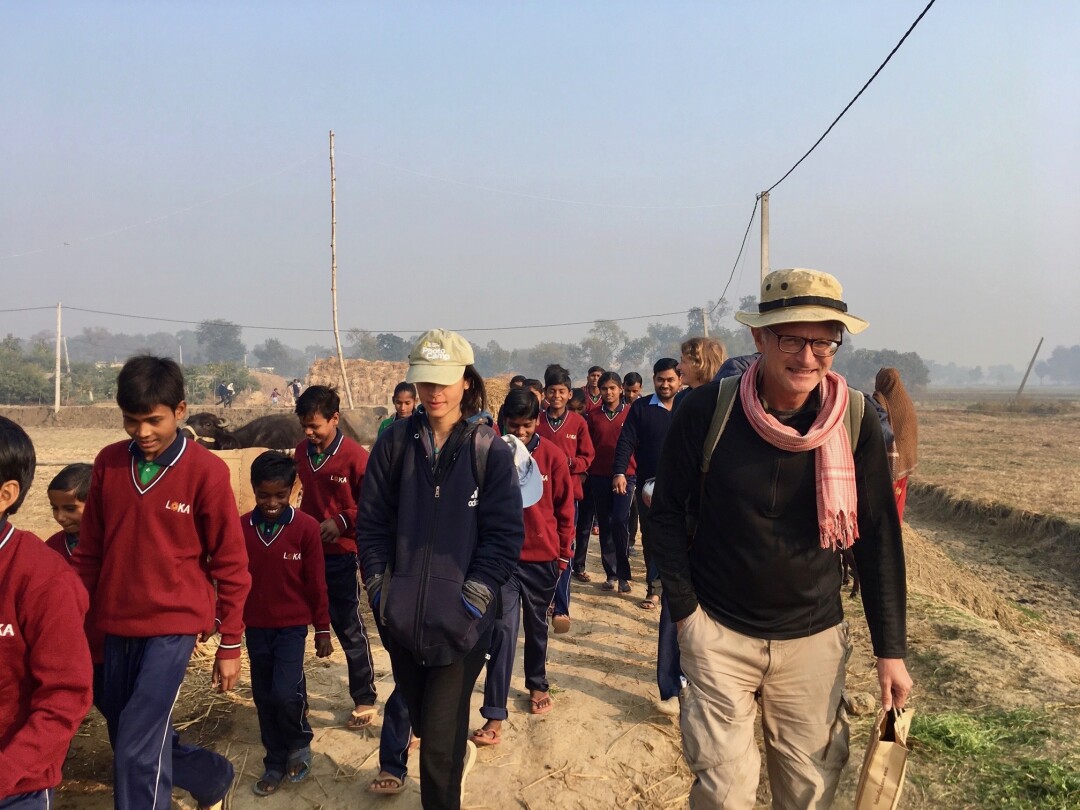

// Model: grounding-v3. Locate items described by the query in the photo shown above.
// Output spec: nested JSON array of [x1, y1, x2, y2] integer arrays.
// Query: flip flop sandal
[[601, 580, 616, 591], [368, 771, 407, 795], [347, 706, 377, 729], [572, 570, 592, 583], [286, 747, 312, 783], [619, 580, 632, 594], [470, 727, 502, 746], [530, 694, 554, 715], [639, 595, 660, 610], [252, 770, 285, 797]]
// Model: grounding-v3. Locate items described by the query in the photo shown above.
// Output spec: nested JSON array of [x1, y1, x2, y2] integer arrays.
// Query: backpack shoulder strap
[[845, 387, 864, 449], [702, 374, 742, 473], [471, 424, 497, 494]]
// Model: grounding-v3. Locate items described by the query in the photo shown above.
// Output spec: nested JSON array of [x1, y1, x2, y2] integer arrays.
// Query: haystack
[[307, 358, 409, 407]]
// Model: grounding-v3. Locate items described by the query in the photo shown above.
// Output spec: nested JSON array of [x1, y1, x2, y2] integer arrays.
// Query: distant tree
[[0, 335, 50, 404], [1042, 345, 1080, 385], [616, 336, 657, 370], [196, 320, 245, 363], [375, 333, 409, 362], [968, 366, 983, 385], [580, 320, 628, 369], [346, 329, 379, 360], [511, 342, 586, 379], [833, 348, 930, 393], [645, 323, 683, 363], [473, 340, 511, 377], [253, 338, 292, 372]]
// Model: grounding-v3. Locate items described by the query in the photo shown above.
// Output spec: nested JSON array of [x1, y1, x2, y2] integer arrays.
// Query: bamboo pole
[[759, 191, 770, 281], [1016, 337, 1044, 397], [329, 130, 355, 409], [54, 302, 62, 413]]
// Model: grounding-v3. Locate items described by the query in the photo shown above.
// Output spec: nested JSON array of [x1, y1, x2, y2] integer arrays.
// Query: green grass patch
[[966, 399, 1077, 416], [912, 708, 1080, 808]]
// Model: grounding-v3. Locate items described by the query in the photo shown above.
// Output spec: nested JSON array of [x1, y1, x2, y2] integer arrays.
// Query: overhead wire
[[763, 0, 937, 194]]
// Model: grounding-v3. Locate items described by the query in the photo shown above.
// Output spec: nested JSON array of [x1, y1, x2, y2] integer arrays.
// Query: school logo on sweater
[[283, 552, 302, 561], [330, 474, 348, 484], [566, 433, 577, 440], [0, 623, 14, 637], [165, 500, 192, 514]]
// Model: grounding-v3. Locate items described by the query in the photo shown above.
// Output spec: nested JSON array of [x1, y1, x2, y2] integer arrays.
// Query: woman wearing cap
[[357, 329, 525, 809]]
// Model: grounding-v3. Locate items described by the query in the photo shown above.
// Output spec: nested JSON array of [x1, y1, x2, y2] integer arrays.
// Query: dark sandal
[[639, 595, 660, 610], [530, 693, 554, 715], [470, 727, 502, 746], [253, 770, 285, 796], [347, 706, 377, 729], [287, 747, 312, 783], [572, 570, 592, 583]]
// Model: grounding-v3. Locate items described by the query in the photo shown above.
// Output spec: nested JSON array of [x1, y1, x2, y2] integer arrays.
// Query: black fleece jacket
[[649, 381, 907, 659]]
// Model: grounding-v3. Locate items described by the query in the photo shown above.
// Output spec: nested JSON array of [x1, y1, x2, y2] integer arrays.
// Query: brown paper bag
[[855, 708, 912, 810]]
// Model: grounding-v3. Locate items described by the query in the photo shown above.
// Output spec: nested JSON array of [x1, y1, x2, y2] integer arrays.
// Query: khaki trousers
[[677, 610, 851, 810]]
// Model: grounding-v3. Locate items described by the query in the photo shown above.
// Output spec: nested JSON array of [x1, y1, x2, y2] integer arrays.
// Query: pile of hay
[[307, 358, 409, 407]]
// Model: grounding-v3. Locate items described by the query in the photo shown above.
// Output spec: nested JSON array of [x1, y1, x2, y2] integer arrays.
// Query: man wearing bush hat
[[649, 268, 911, 808]]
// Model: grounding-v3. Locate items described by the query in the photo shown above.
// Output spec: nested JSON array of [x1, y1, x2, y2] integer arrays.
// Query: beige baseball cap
[[406, 328, 475, 385], [735, 268, 869, 334]]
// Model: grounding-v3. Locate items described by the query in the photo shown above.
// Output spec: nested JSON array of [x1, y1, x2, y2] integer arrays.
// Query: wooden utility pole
[[54, 302, 62, 413], [329, 130, 355, 409], [702, 306, 709, 338], [1016, 337, 1044, 397], [759, 191, 770, 281]]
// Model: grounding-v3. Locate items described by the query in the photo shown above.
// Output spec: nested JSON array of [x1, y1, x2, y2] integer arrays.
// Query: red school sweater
[[578, 387, 603, 414], [44, 531, 105, 664], [295, 430, 368, 556], [242, 507, 332, 635], [0, 523, 93, 798], [586, 403, 637, 478], [73, 436, 251, 660], [521, 437, 575, 567], [536, 409, 594, 501]]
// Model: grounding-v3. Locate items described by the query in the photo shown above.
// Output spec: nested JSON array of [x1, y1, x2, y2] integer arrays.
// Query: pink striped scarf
[[739, 358, 859, 550]]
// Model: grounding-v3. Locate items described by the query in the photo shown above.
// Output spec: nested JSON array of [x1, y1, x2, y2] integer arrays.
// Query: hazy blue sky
[[2, 1, 1076, 369]]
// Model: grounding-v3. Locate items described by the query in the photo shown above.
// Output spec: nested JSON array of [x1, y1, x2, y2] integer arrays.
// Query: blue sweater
[[356, 415, 524, 667], [612, 393, 674, 482]]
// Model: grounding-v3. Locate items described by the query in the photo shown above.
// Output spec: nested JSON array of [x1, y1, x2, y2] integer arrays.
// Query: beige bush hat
[[406, 328, 475, 385], [735, 268, 869, 334]]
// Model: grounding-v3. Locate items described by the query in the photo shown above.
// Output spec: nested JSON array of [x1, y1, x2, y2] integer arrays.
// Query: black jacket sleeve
[[355, 421, 400, 583], [612, 399, 642, 477], [647, 386, 715, 622], [852, 405, 908, 658]]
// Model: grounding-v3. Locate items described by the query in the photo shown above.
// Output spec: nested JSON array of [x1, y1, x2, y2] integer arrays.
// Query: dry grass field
[[6, 398, 1080, 809]]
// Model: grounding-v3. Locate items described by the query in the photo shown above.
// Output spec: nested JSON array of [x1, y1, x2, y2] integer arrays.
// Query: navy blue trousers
[[385, 630, 491, 810], [324, 553, 377, 707], [101, 634, 234, 810], [573, 484, 596, 573], [482, 560, 560, 720], [657, 593, 683, 700], [0, 791, 53, 809], [246, 626, 312, 774], [551, 502, 578, 617], [588, 474, 635, 582], [374, 618, 417, 782]]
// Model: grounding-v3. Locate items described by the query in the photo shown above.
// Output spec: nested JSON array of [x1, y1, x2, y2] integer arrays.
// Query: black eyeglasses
[[766, 328, 842, 357]]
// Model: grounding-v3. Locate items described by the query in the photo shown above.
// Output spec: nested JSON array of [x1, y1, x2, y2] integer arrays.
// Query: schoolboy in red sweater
[[44, 463, 106, 710], [471, 390, 574, 745], [582, 372, 636, 593], [0, 417, 93, 810], [578, 366, 605, 414], [73, 356, 251, 810], [242, 452, 333, 797], [538, 366, 594, 633], [294, 386, 377, 728]]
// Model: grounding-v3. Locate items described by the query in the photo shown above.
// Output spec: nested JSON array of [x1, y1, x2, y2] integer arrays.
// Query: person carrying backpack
[[357, 329, 525, 810], [649, 268, 911, 809]]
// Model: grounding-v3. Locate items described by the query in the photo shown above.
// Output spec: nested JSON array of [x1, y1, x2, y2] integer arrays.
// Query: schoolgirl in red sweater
[[242, 452, 333, 796], [0, 417, 93, 809], [294, 385, 377, 729]]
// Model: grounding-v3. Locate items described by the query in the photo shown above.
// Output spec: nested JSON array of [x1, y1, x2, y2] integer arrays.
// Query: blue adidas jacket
[[357, 414, 524, 667]]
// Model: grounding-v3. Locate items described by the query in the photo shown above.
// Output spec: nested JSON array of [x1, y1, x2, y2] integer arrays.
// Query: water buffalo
[[184, 412, 305, 451]]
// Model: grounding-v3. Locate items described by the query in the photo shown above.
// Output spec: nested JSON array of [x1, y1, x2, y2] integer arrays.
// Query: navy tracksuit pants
[[551, 502, 578, 617], [482, 560, 560, 720], [324, 553, 377, 707], [101, 634, 234, 810], [245, 626, 312, 775], [572, 485, 596, 573], [0, 791, 53, 809], [586, 474, 635, 582]]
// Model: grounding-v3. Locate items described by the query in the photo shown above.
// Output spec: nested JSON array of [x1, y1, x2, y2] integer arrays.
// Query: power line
[[709, 199, 759, 315], [765, 0, 937, 194]]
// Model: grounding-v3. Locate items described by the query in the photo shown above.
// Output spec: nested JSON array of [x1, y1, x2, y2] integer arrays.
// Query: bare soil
[[9, 403, 1080, 809]]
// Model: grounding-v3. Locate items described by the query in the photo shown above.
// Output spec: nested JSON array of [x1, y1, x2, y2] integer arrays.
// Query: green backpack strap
[[844, 386, 864, 449], [702, 374, 742, 474]]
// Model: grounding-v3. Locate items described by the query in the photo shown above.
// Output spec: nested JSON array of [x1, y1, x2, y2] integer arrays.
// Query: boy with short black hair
[[0, 417, 94, 809], [45, 462, 92, 558], [242, 451, 333, 796], [579, 366, 605, 413], [294, 385, 378, 728], [538, 366, 594, 633], [471, 390, 574, 745], [73, 355, 251, 810]]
